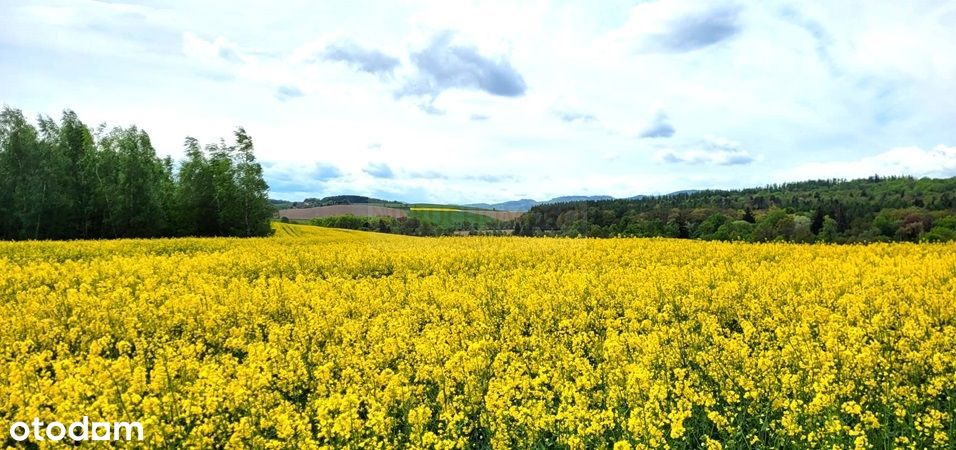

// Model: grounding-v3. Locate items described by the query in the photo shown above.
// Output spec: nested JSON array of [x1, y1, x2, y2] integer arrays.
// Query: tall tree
[[34, 114, 72, 239], [98, 126, 168, 237], [0, 107, 44, 239], [175, 137, 218, 236], [206, 139, 239, 235], [232, 127, 273, 237], [56, 110, 97, 238]]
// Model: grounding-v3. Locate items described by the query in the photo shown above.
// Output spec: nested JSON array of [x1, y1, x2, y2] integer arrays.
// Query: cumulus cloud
[[182, 32, 243, 63], [780, 145, 956, 181], [639, 112, 676, 138], [310, 164, 344, 180], [401, 32, 527, 98], [613, 1, 742, 53], [407, 170, 448, 180], [656, 149, 753, 165], [363, 162, 395, 178], [262, 161, 344, 194], [275, 85, 303, 101], [651, 4, 741, 52], [321, 40, 401, 76], [403, 170, 515, 182], [466, 174, 518, 182], [555, 110, 596, 124], [779, 6, 836, 70], [418, 102, 445, 116], [657, 136, 755, 165]]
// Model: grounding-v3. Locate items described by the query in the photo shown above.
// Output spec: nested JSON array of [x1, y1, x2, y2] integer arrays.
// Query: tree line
[[515, 176, 956, 243], [276, 195, 406, 210], [0, 105, 273, 240]]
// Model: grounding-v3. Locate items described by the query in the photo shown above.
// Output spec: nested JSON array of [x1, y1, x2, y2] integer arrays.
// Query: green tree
[[98, 126, 169, 237], [697, 213, 730, 240], [713, 220, 753, 241], [793, 215, 814, 243], [54, 110, 97, 238], [207, 140, 240, 235], [742, 207, 756, 223], [175, 137, 218, 236], [752, 209, 795, 242], [0, 107, 44, 239], [872, 212, 896, 238], [817, 215, 839, 243], [232, 128, 273, 237], [0, 104, 275, 240], [32, 114, 71, 239]]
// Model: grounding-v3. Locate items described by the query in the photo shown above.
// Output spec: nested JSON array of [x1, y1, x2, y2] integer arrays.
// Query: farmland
[[408, 208, 504, 228], [277, 205, 410, 221], [1, 223, 954, 448]]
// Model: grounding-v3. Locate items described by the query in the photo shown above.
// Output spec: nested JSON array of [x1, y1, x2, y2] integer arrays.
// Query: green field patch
[[408, 209, 501, 227]]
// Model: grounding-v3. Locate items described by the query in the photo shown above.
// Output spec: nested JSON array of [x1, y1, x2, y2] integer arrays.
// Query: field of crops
[[408, 208, 503, 228], [1, 224, 954, 448]]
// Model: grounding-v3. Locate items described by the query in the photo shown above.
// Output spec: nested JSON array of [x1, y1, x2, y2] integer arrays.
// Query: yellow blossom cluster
[[1, 224, 954, 448]]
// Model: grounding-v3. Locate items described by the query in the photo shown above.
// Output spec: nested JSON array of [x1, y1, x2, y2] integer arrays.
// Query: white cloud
[[780, 145, 956, 181], [1, 0, 954, 203], [604, 0, 742, 53], [656, 148, 754, 166], [656, 135, 755, 165], [182, 32, 243, 63], [320, 39, 401, 76], [639, 111, 675, 138]]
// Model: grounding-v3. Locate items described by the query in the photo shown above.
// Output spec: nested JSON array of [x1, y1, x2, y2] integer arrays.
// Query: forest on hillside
[[0, 105, 274, 240], [515, 176, 956, 243], [274, 195, 405, 210]]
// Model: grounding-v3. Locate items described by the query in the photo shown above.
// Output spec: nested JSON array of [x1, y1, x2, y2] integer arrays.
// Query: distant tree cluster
[[0, 105, 273, 240], [294, 195, 404, 208], [308, 214, 512, 237], [515, 176, 956, 243]]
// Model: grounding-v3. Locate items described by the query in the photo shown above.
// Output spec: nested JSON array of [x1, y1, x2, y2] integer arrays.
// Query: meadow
[[1, 223, 954, 449], [408, 208, 503, 228]]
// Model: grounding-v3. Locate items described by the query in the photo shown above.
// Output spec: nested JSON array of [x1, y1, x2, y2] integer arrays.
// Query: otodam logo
[[9, 417, 143, 443]]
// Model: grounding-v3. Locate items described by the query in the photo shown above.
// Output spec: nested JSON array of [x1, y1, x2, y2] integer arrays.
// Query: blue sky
[[1, 0, 955, 203]]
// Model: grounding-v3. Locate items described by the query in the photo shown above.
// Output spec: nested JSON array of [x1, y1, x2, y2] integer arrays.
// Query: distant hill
[[466, 199, 538, 212], [467, 196, 613, 212], [270, 199, 295, 210], [276, 195, 406, 209], [545, 195, 615, 204], [275, 192, 694, 214], [468, 193, 695, 212]]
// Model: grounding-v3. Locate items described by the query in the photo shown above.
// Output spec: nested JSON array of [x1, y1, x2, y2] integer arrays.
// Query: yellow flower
[[0, 223, 952, 448]]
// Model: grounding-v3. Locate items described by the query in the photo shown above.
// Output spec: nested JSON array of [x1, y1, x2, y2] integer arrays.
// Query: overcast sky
[[2, 0, 955, 203]]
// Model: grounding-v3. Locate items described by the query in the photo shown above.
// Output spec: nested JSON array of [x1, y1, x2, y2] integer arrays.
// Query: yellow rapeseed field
[[1, 223, 954, 449]]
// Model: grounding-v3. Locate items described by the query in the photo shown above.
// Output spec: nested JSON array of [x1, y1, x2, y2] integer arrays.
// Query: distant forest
[[272, 195, 405, 210], [515, 177, 956, 243], [0, 105, 273, 240]]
